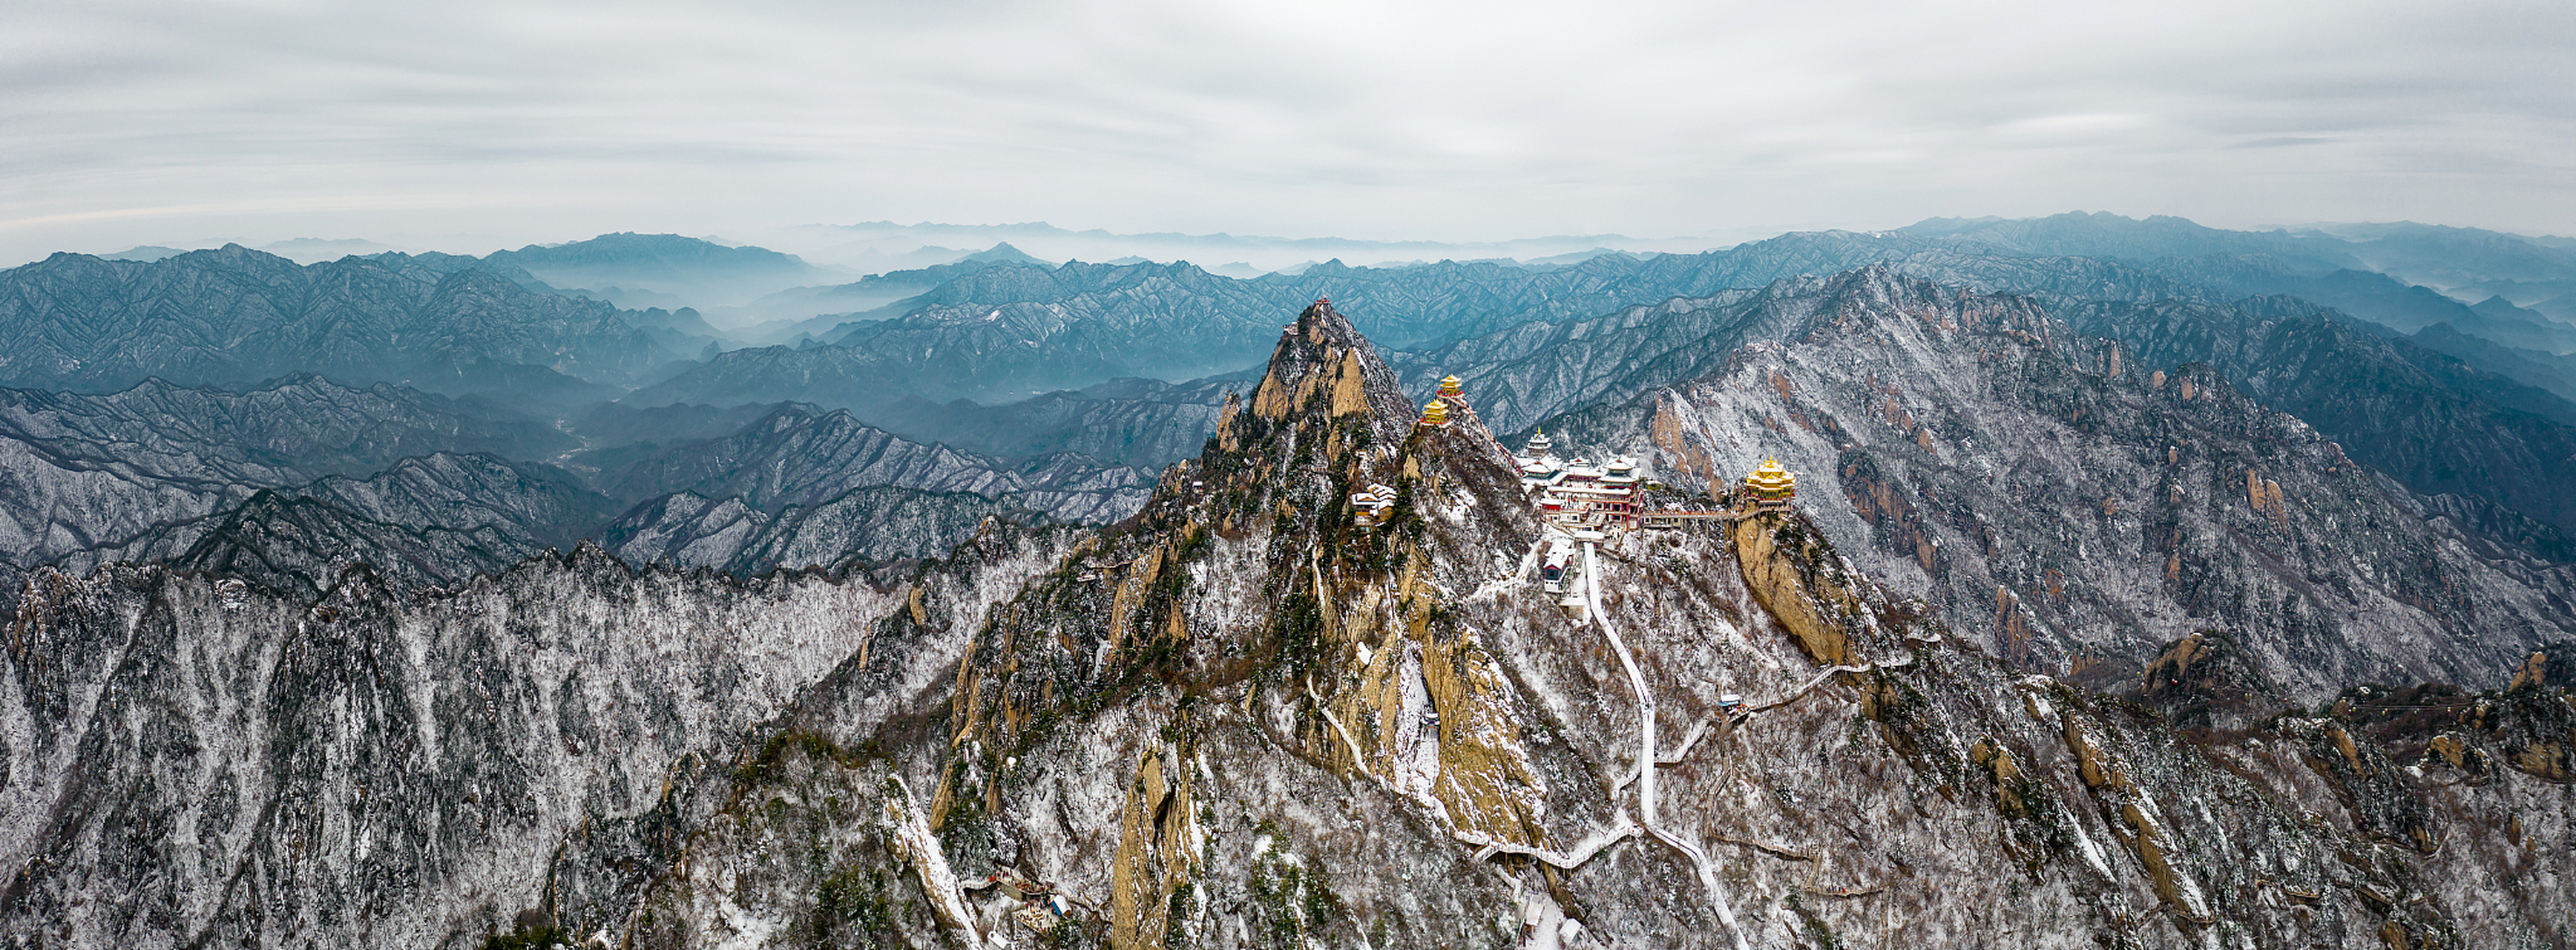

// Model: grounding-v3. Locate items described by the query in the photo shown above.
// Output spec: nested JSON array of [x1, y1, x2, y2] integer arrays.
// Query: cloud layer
[[5, 0, 2571, 263]]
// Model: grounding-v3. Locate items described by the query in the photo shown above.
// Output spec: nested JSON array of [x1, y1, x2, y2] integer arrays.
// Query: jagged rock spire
[[1242, 298, 1422, 447]]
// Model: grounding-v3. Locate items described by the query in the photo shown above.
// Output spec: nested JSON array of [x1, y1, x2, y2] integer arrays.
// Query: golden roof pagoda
[[1421, 399, 1450, 426], [1439, 375, 1464, 398], [1744, 456, 1795, 505]]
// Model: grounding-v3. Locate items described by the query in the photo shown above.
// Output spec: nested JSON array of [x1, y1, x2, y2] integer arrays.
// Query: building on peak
[[1427, 371, 1474, 413], [1745, 457, 1796, 508], [1517, 429, 1643, 530], [1350, 482, 1398, 530], [1419, 399, 1450, 427]]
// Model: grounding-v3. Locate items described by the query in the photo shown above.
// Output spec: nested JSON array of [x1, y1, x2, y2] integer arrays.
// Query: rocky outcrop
[[2137, 631, 2284, 731], [1731, 512, 1856, 666], [1108, 747, 1200, 949], [1246, 299, 1423, 445]]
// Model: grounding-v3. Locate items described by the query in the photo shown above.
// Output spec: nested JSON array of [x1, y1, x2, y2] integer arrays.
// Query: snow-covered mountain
[[8, 297, 2568, 948]]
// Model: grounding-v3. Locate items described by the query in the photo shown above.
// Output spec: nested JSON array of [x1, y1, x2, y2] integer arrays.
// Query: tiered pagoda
[[1744, 457, 1797, 508]]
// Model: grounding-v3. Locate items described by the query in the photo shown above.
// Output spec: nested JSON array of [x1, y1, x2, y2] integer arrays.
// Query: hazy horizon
[[40, 211, 2575, 281], [7, 1, 2571, 267]]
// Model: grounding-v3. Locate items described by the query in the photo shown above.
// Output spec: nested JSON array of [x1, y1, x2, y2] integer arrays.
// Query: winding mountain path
[[1583, 540, 1753, 950]]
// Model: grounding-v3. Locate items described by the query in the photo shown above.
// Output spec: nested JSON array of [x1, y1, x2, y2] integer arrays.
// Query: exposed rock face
[[2506, 642, 2576, 692], [5, 295, 2573, 950], [1246, 300, 1422, 445], [1730, 512, 1853, 666], [1546, 267, 2576, 699], [2138, 632, 2284, 731]]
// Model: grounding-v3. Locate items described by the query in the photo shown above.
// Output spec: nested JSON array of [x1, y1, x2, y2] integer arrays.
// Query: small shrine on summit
[[1744, 457, 1797, 508], [1419, 373, 1470, 429]]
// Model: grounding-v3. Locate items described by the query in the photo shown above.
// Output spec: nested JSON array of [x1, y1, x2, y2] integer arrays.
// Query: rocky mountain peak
[[1239, 298, 1419, 448], [1289, 296, 1365, 348]]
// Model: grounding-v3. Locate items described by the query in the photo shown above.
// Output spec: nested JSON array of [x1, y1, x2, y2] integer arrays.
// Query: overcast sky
[[4, 0, 2571, 264]]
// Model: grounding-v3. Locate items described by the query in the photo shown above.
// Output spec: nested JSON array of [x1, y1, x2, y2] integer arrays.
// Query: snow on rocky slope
[[547, 298, 2570, 949], [1542, 266, 2576, 702], [4, 293, 2570, 949]]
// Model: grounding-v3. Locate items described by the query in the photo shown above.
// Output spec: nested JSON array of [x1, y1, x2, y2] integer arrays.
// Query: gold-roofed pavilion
[[1744, 457, 1796, 507]]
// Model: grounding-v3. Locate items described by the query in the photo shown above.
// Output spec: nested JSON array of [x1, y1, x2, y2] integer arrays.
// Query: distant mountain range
[[480, 231, 842, 307], [0, 372, 1152, 606], [0, 246, 687, 392], [14, 216, 2576, 950], [16, 210, 2576, 603], [614, 219, 2576, 554], [775, 219, 1708, 275]]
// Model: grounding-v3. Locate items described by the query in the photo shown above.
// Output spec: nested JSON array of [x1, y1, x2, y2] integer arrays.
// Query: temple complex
[[1516, 428, 1643, 531], [1413, 372, 1800, 536]]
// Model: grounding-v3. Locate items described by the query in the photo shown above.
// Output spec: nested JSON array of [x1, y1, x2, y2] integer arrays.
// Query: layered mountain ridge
[[0, 371, 1158, 609], [601, 222, 2576, 560], [7, 295, 2570, 949], [0, 246, 686, 392], [1537, 266, 2576, 699]]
